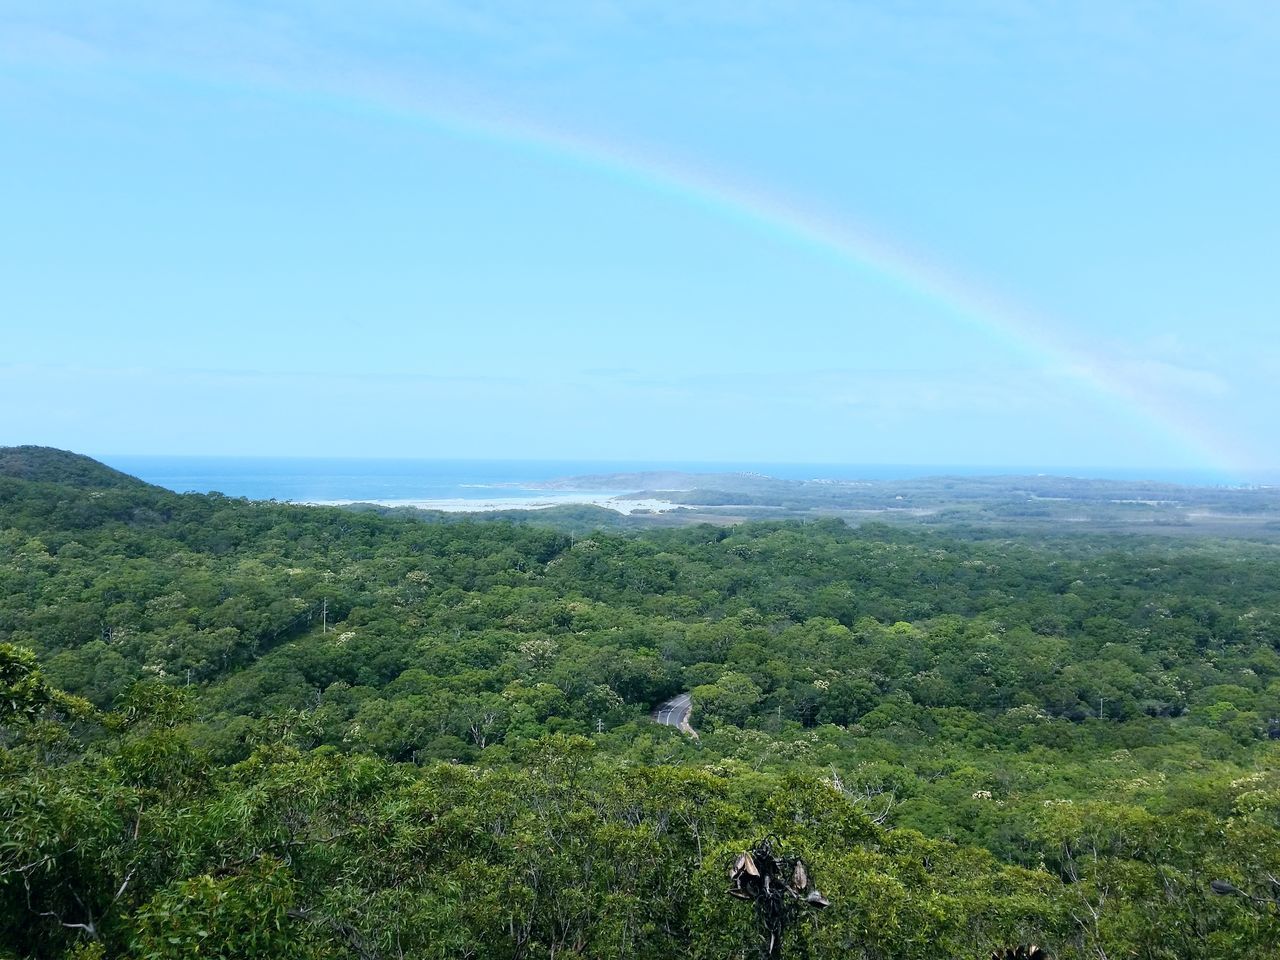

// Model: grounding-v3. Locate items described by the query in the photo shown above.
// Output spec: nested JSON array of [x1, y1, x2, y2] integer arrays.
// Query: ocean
[[99, 456, 1260, 505]]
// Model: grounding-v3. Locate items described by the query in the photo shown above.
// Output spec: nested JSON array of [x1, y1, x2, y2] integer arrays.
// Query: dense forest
[[2, 448, 1278, 958]]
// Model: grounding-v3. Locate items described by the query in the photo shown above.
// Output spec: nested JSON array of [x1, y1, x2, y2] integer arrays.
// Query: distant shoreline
[[306, 494, 686, 515]]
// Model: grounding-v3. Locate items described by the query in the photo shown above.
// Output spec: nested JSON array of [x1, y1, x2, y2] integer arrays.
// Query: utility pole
[[596, 717, 604, 734], [1098, 696, 1106, 720], [321, 598, 328, 634]]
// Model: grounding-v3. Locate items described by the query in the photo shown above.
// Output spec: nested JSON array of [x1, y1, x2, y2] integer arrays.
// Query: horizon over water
[[99, 455, 1267, 504]]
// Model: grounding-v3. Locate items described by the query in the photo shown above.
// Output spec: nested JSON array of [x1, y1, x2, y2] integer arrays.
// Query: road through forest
[[652, 692, 698, 738]]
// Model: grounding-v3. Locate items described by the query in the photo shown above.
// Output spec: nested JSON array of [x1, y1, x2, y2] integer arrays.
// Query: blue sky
[[1, 2, 1277, 473]]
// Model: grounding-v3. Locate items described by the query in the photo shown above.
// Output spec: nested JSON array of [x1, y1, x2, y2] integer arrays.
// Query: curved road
[[652, 692, 698, 739]]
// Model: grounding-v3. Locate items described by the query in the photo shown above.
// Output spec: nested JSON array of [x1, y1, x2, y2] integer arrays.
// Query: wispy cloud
[[0, 361, 525, 388], [1056, 356, 1230, 400]]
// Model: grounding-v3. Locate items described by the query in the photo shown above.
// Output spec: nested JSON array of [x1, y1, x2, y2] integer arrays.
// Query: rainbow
[[123, 61, 1254, 473]]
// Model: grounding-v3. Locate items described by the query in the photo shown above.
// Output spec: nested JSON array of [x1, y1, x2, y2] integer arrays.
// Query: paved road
[[652, 692, 698, 738]]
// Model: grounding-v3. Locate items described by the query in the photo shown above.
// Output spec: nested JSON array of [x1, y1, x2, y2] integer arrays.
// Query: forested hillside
[[2, 451, 1278, 958]]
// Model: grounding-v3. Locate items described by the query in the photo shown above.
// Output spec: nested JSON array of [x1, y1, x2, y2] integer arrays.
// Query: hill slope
[[0, 445, 152, 489]]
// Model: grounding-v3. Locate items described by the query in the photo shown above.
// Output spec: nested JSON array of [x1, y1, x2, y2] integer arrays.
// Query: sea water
[[99, 456, 1257, 504]]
